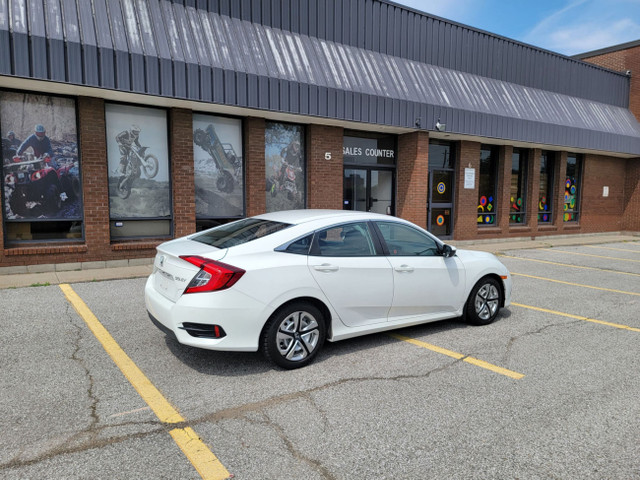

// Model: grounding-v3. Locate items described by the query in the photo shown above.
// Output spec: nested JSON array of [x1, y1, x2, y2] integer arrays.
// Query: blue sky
[[393, 0, 640, 56]]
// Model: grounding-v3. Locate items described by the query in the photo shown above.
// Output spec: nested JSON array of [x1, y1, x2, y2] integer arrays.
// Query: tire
[[71, 176, 81, 199], [465, 277, 502, 326], [216, 169, 234, 193], [9, 187, 27, 217], [261, 302, 326, 369], [117, 175, 131, 199], [45, 183, 61, 214], [142, 154, 159, 179]]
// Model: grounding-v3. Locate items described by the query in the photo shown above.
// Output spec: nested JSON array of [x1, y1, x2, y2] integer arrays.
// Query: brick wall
[[581, 44, 640, 122], [396, 131, 429, 228], [244, 117, 266, 216], [170, 108, 196, 238], [307, 125, 343, 209], [454, 141, 482, 240], [579, 154, 626, 232]]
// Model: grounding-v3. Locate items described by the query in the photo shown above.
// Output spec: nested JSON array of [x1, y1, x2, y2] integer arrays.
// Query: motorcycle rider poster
[[265, 122, 305, 212], [192, 114, 244, 218], [0, 91, 82, 221], [105, 104, 170, 219]]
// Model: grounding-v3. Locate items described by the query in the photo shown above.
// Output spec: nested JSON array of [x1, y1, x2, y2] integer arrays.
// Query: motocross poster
[[105, 104, 170, 219], [1, 91, 82, 221], [192, 114, 244, 218], [265, 122, 305, 212]]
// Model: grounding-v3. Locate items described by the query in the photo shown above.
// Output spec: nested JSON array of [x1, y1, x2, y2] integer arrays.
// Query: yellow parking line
[[512, 302, 640, 332], [511, 272, 640, 296], [540, 248, 640, 263], [59, 284, 230, 480], [584, 245, 640, 253], [388, 333, 524, 379], [498, 255, 640, 277]]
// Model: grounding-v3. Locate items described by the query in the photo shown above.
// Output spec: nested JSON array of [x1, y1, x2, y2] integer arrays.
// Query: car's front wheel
[[465, 277, 502, 326], [262, 302, 326, 369]]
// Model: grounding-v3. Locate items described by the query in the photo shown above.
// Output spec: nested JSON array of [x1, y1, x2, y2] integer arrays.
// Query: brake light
[[180, 255, 245, 294]]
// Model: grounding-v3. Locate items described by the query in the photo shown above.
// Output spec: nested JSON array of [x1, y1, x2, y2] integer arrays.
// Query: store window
[[510, 148, 528, 224], [477, 145, 498, 225], [564, 154, 582, 222], [1, 91, 83, 243], [265, 122, 305, 212], [192, 114, 244, 231], [538, 151, 554, 223], [105, 103, 171, 239]]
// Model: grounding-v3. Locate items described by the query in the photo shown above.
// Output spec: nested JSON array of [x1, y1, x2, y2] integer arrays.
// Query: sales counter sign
[[343, 136, 396, 166]]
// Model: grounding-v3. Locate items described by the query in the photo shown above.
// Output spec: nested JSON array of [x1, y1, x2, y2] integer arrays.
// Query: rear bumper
[[144, 275, 274, 352]]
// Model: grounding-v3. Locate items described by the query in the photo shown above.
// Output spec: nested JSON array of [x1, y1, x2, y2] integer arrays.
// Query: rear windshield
[[192, 218, 291, 248]]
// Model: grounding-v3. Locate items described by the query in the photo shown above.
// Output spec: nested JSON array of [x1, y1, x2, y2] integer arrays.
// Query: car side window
[[315, 222, 376, 257], [285, 234, 313, 255], [376, 222, 440, 256]]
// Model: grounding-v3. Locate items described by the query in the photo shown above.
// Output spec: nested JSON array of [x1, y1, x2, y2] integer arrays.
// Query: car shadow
[[158, 310, 512, 376]]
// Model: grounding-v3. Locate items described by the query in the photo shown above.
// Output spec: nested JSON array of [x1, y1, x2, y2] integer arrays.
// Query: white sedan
[[145, 210, 511, 369]]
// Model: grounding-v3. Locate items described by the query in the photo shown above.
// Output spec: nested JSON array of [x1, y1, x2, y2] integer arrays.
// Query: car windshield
[[192, 218, 291, 248]]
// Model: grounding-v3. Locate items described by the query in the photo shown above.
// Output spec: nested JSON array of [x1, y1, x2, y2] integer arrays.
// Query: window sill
[[4, 244, 88, 256], [509, 226, 531, 233], [111, 241, 161, 251], [537, 225, 558, 232], [562, 223, 581, 231]]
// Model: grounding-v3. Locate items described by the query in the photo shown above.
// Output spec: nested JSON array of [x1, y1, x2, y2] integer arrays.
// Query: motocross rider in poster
[[17, 124, 58, 168], [116, 125, 142, 175]]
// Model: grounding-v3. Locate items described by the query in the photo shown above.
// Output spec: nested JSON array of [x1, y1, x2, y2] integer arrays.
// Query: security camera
[[625, 70, 632, 76], [435, 119, 446, 132]]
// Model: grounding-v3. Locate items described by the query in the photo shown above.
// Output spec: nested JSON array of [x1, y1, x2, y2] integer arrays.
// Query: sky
[[392, 0, 640, 56]]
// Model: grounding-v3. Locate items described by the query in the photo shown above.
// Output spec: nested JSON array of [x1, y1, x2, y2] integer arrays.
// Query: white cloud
[[523, 0, 640, 55]]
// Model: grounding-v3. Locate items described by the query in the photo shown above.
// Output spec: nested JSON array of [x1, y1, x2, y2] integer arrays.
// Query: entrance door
[[428, 169, 454, 238], [344, 168, 394, 214]]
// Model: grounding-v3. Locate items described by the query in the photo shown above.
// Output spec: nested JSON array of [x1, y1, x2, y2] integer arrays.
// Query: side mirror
[[441, 244, 456, 258]]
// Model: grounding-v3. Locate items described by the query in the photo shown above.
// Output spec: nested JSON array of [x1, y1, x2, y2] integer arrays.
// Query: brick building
[[575, 40, 640, 232], [1, 0, 639, 271]]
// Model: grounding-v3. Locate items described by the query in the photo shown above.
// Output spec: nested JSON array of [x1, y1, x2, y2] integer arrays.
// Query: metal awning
[[1, 0, 639, 155]]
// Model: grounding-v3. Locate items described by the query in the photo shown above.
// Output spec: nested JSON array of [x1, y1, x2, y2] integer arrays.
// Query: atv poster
[[105, 104, 170, 220], [192, 114, 244, 218], [1, 91, 82, 221], [265, 122, 305, 212]]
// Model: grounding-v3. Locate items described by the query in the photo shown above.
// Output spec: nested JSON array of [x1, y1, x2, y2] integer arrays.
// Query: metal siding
[[0, 0, 11, 74], [9, 0, 29, 77]]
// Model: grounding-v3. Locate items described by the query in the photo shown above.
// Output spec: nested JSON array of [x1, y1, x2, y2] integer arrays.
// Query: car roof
[[253, 209, 393, 226]]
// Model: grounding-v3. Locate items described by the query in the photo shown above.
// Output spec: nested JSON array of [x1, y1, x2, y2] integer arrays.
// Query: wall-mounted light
[[435, 118, 446, 132], [415, 117, 421, 128]]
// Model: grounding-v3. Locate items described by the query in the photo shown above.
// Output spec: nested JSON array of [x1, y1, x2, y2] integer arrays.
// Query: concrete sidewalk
[[0, 232, 638, 289]]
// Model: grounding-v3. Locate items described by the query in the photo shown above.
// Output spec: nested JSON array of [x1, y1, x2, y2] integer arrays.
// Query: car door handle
[[394, 264, 414, 273], [313, 263, 339, 272]]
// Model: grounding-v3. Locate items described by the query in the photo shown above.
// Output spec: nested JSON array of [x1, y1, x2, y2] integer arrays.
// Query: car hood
[[453, 248, 498, 262]]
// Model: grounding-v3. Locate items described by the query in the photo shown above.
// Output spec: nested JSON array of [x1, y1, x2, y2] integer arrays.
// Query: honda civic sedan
[[145, 210, 511, 369]]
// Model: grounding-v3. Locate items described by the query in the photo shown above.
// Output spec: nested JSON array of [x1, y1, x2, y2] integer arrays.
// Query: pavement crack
[[503, 319, 584, 361]]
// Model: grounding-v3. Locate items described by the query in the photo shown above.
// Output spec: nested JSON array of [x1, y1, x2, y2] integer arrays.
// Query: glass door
[[428, 169, 454, 238], [344, 168, 394, 214]]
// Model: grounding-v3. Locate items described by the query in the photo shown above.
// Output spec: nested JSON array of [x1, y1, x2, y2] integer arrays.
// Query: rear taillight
[[180, 255, 245, 294]]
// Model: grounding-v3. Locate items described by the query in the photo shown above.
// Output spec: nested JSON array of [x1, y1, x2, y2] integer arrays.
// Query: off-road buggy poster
[[265, 122, 305, 212], [1, 91, 82, 221], [105, 104, 170, 219], [192, 114, 244, 218]]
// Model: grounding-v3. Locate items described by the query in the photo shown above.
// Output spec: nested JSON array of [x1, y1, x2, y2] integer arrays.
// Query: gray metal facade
[[1, 0, 640, 155]]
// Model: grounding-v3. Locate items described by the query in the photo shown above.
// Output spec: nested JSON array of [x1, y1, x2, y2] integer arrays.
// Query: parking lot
[[1, 240, 639, 479]]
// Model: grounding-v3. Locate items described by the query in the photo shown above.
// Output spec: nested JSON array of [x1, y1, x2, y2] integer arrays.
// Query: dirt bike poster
[[105, 104, 170, 220], [1, 91, 82, 221], [265, 122, 305, 213], [192, 114, 244, 218]]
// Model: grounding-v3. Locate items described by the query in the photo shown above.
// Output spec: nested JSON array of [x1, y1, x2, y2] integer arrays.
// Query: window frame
[[538, 151, 555, 223], [477, 145, 499, 226], [564, 153, 582, 223], [509, 148, 528, 225]]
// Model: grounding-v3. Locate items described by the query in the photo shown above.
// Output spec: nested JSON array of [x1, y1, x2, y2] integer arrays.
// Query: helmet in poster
[[131, 125, 141, 135], [35, 124, 46, 138]]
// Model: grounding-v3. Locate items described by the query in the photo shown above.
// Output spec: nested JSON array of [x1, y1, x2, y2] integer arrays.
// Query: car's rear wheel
[[262, 302, 325, 369], [465, 277, 502, 326]]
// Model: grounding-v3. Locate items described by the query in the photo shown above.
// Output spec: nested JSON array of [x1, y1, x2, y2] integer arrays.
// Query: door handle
[[313, 263, 339, 272], [394, 264, 414, 273]]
